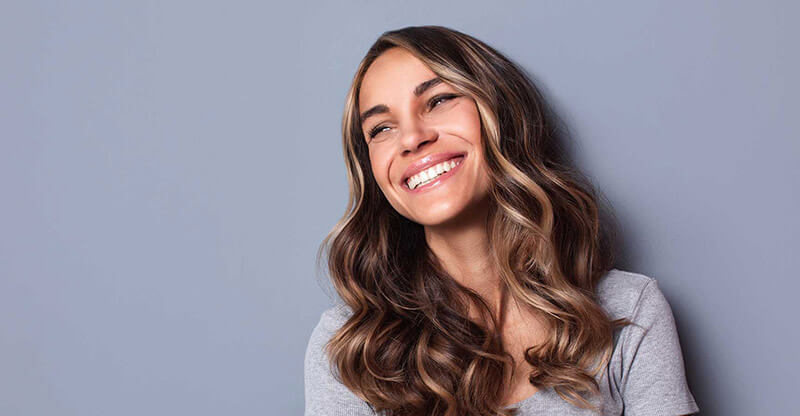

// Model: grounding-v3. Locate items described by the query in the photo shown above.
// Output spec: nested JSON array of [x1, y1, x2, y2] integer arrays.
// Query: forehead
[[358, 47, 438, 109]]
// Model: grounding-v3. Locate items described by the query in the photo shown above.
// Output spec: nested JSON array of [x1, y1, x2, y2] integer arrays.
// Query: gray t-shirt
[[304, 268, 700, 415]]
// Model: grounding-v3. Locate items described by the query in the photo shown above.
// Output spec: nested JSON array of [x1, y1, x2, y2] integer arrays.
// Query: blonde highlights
[[318, 25, 631, 415]]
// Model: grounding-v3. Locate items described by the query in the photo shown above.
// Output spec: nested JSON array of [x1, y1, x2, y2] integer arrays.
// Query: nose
[[399, 117, 438, 155]]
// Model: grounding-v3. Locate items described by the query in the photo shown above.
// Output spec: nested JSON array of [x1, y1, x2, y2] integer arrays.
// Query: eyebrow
[[359, 77, 443, 124], [414, 77, 442, 97]]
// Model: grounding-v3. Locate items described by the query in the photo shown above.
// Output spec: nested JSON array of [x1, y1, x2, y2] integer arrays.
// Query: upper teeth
[[407, 158, 461, 190]]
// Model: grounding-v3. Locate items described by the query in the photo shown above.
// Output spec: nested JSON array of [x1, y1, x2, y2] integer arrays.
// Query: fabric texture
[[304, 268, 700, 415]]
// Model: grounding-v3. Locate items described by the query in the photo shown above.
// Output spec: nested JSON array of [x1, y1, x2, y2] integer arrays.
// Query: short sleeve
[[304, 306, 377, 416], [619, 279, 700, 416]]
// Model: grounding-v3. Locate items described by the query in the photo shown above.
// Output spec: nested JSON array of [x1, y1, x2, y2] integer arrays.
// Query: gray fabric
[[304, 268, 699, 415]]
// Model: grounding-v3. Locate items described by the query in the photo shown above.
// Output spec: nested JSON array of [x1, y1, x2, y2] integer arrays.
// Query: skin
[[358, 47, 548, 406], [358, 46, 496, 302]]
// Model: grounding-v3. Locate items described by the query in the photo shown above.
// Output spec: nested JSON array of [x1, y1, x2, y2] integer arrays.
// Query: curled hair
[[317, 25, 631, 416]]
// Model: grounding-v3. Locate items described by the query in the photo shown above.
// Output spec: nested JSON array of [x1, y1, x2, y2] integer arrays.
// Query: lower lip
[[402, 155, 466, 194]]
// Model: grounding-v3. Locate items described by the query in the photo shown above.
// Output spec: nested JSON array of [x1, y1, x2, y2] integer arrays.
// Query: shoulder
[[594, 268, 666, 322], [315, 302, 353, 335], [304, 302, 377, 415], [304, 301, 353, 370], [596, 270, 700, 414]]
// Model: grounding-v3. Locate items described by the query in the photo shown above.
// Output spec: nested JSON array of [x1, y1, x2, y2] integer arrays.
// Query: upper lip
[[401, 151, 466, 185]]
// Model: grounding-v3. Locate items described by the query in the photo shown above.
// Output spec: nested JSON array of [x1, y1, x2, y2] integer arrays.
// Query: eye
[[427, 93, 460, 110], [368, 124, 391, 139]]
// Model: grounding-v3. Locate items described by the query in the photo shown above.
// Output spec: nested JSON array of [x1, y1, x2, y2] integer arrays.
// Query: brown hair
[[317, 25, 631, 416]]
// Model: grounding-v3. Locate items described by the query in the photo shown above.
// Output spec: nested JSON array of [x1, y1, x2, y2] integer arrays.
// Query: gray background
[[2, 1, 797, 415]]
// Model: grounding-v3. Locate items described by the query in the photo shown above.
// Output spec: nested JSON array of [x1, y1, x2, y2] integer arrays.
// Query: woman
[[304, 25, 699, 416]]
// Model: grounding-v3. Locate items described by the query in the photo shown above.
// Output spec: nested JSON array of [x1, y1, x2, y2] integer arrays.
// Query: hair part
[[317, 25, 631, 416]]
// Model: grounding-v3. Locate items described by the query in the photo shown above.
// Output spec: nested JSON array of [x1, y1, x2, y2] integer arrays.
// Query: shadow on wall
[[530, 67, 712, 415]]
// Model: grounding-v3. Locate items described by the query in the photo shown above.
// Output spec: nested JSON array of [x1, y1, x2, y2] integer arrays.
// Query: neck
[[424, 197, 504, 319]]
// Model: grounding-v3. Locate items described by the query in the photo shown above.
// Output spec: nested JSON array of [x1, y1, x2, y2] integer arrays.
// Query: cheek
[[463, 109, 483, 143], [368, 152, 393, 187], [443, 103, 483, 143]]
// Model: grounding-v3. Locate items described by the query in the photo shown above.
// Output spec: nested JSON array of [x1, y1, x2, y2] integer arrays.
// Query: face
[[358, 47, 491, 227]]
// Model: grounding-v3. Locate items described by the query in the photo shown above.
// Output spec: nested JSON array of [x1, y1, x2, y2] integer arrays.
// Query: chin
[[410, 205, 467, 227]]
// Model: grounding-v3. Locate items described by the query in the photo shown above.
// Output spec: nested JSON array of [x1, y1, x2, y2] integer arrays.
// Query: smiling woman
[[305, 25, 699, 416], [357, 46, 489, 227]]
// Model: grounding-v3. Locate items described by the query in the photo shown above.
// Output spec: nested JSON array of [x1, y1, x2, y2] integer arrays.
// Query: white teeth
[[406, 158, 462, 190]]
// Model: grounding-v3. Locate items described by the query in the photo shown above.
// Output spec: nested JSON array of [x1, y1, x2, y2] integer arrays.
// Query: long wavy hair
[[317, 25, 631, 416]]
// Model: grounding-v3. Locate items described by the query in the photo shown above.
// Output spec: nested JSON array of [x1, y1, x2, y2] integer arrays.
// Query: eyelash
[[368, 93, 461, 139]]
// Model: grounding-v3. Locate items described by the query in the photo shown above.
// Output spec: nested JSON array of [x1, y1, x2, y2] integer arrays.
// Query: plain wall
[[2, 1, 797, 415]]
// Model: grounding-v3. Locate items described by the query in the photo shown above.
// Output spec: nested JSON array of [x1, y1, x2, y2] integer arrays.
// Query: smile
[[403, 155, 466, 193]]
